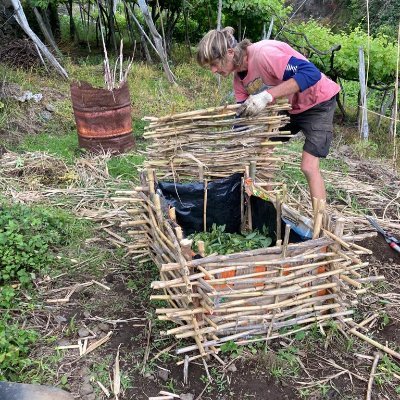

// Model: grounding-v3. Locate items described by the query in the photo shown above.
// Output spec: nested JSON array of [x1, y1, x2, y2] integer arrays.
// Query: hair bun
[[221, 26, 237, 48], [221, 26, 235, 36]]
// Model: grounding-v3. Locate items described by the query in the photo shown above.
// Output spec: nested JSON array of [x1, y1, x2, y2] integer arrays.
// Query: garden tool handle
[[389, 242, 400, 254]]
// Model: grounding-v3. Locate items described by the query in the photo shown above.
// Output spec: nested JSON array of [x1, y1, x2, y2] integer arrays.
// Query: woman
[[197, 27, 340, 205]]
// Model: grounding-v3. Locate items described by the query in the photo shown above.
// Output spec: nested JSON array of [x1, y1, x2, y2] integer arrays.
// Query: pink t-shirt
[[233, 40, 340, 114]]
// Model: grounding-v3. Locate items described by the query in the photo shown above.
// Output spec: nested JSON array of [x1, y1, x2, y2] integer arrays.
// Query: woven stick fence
[[142, 103, 291, 181], [113, 104, 380, 362]]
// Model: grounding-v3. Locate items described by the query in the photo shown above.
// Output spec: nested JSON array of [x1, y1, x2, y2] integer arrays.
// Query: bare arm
[[268, 78, 300, 100]]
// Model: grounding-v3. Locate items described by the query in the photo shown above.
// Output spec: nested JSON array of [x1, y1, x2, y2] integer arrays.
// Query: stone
[[180, 394, 194, 400], [98, 322, 110, 332], [91, 326, 101, 335], [0, 382, 73, 400], [80, 367, 91, 376], [45, 103, 56, 112], [78, 328, 90, 338], [144, 372, 155, 381], [82, 394, 96, 400], [39, 111, 52, 121], [338, 145, 351, 154], [56, 339, 70, 347], [157, 368, 169, 382], [15, 91, 42, 103], [80, 384, 94, 396], [83, 311, 91, 318], [227, 363, 237, 372], [54, 315, 67, 324]]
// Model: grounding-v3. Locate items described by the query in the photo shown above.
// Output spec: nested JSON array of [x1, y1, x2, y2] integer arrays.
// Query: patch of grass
[[133, 119, 149, 140], [0, 200, 91, 285], [350, 139, 380, 159], [21, 349, 67, 385], [17, 130, 81, 164], [320, 156, 349, 174], [107, 153, 145, 181]]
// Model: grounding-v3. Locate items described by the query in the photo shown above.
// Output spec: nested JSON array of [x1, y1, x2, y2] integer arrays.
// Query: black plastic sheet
[[157, 173, 243, 235]]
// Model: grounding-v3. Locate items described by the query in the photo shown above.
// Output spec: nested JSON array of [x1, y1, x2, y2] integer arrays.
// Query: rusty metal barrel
[[70, 81, 135, 154]]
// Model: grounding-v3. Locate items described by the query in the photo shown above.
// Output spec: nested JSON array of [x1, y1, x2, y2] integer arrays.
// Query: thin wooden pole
[[358, 46, 369, 140], [203, 180, 208, 232]]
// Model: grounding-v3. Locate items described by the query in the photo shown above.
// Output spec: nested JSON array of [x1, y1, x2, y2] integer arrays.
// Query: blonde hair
[[197, 27, 251, 68]]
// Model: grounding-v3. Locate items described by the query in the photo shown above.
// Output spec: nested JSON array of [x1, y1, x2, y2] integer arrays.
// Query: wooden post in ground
[[358, 46, 369, 140]]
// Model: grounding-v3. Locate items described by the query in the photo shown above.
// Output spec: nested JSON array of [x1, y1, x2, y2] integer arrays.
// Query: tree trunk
[[10, 0, 68, 79], [48, 2, 60, 40], [123, 1, 154, 63], [358, 46, 369, 140], [68, 0, 75, 41], [108, 0, 118, 54], [137, 0, 176, 84], [217, 0, 222, 30], [183, 1, 191, 57], [33, 7, 62, 56], [140, 28, 153, 63]]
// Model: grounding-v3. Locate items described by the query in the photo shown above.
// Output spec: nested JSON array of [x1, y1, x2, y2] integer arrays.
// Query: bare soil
[[29, 193, 400, 400]]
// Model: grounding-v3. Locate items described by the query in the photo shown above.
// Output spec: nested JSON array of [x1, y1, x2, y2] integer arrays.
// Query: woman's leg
[[301, 150, 326, 201]]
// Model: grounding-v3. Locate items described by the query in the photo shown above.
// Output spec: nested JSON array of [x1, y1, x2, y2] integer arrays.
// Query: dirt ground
[[24, 157, 399, 400]]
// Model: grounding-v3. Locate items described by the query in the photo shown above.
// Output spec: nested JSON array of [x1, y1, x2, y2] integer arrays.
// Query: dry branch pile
[[0, 39, 42, 69], [281, 148, 400, 232], [114, 104, 383, 362]]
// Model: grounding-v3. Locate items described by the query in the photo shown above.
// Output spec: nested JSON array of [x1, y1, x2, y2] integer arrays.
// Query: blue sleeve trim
[[282, 56, 321, 92]]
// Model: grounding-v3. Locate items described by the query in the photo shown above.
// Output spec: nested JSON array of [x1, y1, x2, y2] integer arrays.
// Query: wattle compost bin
[[113, 103, 374, 362]]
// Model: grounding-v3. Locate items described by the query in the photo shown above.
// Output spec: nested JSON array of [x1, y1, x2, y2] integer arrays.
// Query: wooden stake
[[349, 328, 400, 361], [203, 179, 208, 232], [366, 352, 380, 400]]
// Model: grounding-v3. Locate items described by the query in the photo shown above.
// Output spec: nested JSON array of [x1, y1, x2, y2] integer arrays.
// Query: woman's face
[[209, 48, 235, 77]]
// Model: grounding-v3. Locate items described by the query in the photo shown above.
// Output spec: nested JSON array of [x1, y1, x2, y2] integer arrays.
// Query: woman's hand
[[237, 91, 274, 117]]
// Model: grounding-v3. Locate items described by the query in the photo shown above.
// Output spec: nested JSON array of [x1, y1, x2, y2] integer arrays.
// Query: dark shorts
[[283, 96, 337, 158]]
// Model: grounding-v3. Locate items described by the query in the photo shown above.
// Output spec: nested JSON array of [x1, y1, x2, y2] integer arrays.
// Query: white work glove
[[237, 91, 274, 117]]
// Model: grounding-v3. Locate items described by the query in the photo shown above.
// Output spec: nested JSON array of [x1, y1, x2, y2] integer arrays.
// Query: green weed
[[379, 312, 391, 329], [220, 340, 243, 358], [200, 367, 230, 395], [0, 317, 39, 380], [376, 354, 400, 385], [0, 202, 87, 285]]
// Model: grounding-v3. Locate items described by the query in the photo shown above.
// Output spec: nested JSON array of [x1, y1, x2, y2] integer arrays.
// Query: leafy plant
[[0, 317, 39, 380], [0, 202, 86, 285], [0, 286, 17, 309], [220, 340, 243, 358], [188, 223, 272, 256], [376, 354, 400, 385], [276, 346, 300, 376]]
